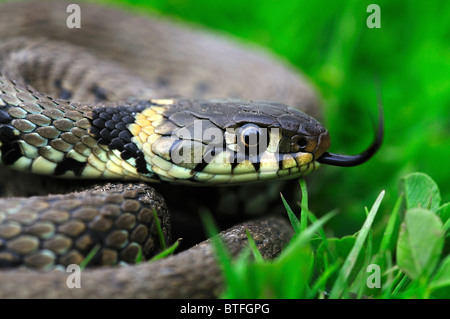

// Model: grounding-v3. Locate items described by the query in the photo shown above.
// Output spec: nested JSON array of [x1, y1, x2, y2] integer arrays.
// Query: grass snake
[[0, 0, 383, 298]]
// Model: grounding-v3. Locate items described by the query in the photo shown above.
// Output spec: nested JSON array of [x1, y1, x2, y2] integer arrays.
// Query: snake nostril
[[297, 137, 308, 148], [290, 136, 311, 153]]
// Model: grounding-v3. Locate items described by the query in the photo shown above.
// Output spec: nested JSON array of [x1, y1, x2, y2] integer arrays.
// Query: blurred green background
[[102, 0, 449, 236]]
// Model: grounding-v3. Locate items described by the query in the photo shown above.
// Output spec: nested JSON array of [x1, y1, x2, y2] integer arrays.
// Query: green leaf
[[317, 237, 356, 264], [399, 173, 441, 212], [429, 255, 450, 298], [396, 208, 445, 279]]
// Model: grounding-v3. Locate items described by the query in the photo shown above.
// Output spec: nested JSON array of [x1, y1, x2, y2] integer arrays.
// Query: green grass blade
[[299, 178, 309, 232], [80, 244, 101, 270], [392, 274, 410, 295], [280, 192, 301, 234], [379, 194, 403, 253], [135, 245, 143, 264], [353, 208, 374, 299], [444, 219, 450, 234], [152, 208, 166, 250], [307, 209, 339, 252], [329, 190, 385, 298], [380, 253, 396, 298], [309, 261, 341, 298], [245, 228, 263, 263], [200, 210, 241, 296], [149, 239, 181, 262], [279, 211, 336, 262]]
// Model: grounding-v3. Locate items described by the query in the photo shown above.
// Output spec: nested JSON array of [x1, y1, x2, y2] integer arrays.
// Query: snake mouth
[[150, 145, 318, 185], [158, 124, 328, 185], [138, 130, 322, 185]]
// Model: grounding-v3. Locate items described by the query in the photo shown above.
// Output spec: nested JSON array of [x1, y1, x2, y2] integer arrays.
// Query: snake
[[0, 0, 383, 298]]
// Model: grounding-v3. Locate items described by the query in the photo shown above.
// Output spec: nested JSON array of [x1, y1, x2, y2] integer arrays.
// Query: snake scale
[[0, 0, 382, 298]]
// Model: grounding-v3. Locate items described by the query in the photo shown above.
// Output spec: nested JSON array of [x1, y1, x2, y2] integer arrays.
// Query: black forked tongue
[[317, 98, 384, 167]]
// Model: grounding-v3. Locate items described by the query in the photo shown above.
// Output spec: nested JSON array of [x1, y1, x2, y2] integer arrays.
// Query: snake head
[[135, 98, 383, 185], [135, 99, 334, 185]]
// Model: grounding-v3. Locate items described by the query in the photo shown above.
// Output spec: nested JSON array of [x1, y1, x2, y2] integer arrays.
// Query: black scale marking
[[89, 103, 152, 175], [54, 158, 86, 176], [0, 125, 22, 165], [0, 103, 22, 166]]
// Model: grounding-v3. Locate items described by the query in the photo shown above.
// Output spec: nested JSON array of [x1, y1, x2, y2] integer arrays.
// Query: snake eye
[[239, 124, 263, 148]]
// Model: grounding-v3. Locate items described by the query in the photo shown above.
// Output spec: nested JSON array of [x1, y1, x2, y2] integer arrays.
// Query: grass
[[205, 173, 449, 298]]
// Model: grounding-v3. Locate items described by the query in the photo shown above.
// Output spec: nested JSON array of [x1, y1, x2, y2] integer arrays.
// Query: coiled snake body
[[0, 1, 382, 298]]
